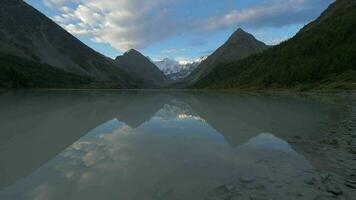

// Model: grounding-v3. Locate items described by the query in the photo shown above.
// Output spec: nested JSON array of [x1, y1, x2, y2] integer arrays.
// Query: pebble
[[326, 183, 343, 196], [314, 193, 334, 200], [224, 184, 235, 192], [246, 183, 266, 190], [329, 139, 339, 145], [344, 182, 356, 189], [294, 135, 301, 140], [350, 138, 356, 145], [211, 192, 233, 200], [213, 185, 231, 195], [304, 177, 317, 185], [321, 173, 331, 181], [249, 194, 269, 200], [296, 193, 303, 197], [345, 178, 356, 184], [239, 175, 256, 183]]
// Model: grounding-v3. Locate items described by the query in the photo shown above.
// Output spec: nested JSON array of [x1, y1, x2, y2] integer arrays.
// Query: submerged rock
[[304, 177, 317, 185], [326, 183, 343, 196], [239, 175, 256, 183], [321, 173, 331, 181], [344, 179, 356, 189], [249, 194, 270, 200], [224, 184, 235, 192]]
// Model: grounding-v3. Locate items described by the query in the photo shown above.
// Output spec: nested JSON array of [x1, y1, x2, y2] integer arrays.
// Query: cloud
[[47, 0, 178, 52], [43, 0, 70, 7], [44, 0, 333, 52], [161, 48, 187, 54], [201, 0, 334, 31]]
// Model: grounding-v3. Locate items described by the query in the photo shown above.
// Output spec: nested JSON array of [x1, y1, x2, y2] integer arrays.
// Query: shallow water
[[0, 91, 352, 199]]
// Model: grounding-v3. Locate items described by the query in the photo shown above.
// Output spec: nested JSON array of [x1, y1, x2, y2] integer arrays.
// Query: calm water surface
[[0, 91, 351, 200]]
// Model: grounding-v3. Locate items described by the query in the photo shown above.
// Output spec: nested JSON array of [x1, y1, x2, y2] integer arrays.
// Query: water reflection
[[0, 91, 347, 199]]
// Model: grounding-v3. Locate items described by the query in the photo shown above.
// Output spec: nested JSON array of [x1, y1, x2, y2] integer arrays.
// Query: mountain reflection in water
[[0, 91, 347, 200]]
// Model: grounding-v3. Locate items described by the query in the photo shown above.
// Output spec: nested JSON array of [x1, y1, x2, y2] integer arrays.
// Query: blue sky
[[25, 0, 333, 61]]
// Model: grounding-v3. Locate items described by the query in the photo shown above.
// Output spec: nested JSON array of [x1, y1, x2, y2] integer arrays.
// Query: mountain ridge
[[182, 28, 269, 85], [192, 0, 356, 90], [0, 0, 142, 88], [115, 49, 168, 86], [155, 56, 207, 81]]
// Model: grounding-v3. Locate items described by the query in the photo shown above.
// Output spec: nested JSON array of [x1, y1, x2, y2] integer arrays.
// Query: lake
[[0, 91, 355, 200]]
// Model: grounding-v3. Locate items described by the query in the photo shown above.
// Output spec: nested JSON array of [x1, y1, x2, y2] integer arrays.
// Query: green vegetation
[[185, 29, 268, 84], [0, 53, 92, 88], [192, 0, 356, 91], [1, 0, 355, 90]]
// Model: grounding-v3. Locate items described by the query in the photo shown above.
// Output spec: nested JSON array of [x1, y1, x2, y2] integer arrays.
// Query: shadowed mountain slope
[[0, 0, 141, 88], [115, 49, 168, 87], [182, 28, 268, 85], [192, 0, 356, 90]]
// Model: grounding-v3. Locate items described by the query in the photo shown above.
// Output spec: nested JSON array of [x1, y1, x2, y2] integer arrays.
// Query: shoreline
[[288, 96, 356, 198], [0, 87, 355, 93]]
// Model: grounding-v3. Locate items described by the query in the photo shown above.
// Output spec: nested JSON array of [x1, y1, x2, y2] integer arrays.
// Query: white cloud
[[161, 48, 187, 54], [202, 0, 333, 31], [47, 0, 177, 52], [43, 0, 71, 8], [43, 0, 333, 53]]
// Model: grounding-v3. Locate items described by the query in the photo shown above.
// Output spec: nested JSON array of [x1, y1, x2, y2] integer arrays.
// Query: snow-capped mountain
[[155, 56, 207, 81]]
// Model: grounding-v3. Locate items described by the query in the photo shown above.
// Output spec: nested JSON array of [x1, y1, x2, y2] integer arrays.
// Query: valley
[[0, 0, 354, 91], [0, 0, 355, 199]]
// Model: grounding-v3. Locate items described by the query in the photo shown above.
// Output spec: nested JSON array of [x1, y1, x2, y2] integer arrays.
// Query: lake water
[[0, 91, 353, 200]]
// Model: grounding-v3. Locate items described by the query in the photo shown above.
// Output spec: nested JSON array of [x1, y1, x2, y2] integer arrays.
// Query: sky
[[25, 0, 334, 61]]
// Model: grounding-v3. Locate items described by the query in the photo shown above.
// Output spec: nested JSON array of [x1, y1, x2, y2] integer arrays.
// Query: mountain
[[115, 49, 168, 86], [155, 56, 207, 81], [0, 53, 91, 88], [192, 0, 356, 90], [0, 0, 141, 88], [155, 58, 185, 75], [183, 28, 269, 85], [166, 67, 196, 81]]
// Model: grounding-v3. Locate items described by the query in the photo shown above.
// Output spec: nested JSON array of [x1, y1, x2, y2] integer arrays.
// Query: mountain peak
[[124, 49, 142, 56], [183, 28, 268, 84], [229, 28, 255, 41], [235, 28, 246, 33], [115, 50, 168, 85], [116, 49, 144, 62]]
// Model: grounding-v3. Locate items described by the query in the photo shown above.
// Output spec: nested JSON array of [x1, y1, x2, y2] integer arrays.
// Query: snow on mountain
[[154, 56, 207, 81]]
